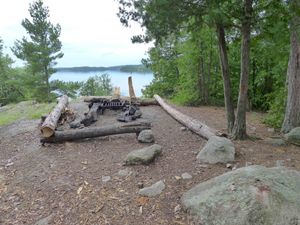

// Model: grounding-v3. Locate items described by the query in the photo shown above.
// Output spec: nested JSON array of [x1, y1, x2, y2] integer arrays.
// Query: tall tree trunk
[[216, 23, 235, 134], [45, 66, 50, 102], [232, 0, 252, 140], [281, 14, 300, 133], [198, 54, 208, 104]]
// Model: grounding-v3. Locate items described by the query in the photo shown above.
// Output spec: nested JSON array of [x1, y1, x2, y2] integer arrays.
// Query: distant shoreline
[[55, 64, 152, 73]]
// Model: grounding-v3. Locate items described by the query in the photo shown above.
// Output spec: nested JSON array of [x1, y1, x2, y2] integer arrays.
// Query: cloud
[[0, 0, 151, 67]]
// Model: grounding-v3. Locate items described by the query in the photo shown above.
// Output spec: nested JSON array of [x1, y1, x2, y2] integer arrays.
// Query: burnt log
[[41, 121, 151, 143], [154, 94, 225, 140], [41, 95, 69, 137], [81, 102, 102, 126], [83, 96, 158, 106]]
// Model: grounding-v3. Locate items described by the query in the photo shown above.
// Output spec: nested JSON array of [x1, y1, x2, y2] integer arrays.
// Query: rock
[[116, 168, 132, 177], [137, 182, 144, 189], [70, 121, 81, 129], [180, 127, 187, 131], [182, 165, 300, 225], [102, 176, 111, 183], [245, 161, 253, 167], [138, 130, 155, 143], [174, 204, 181, 213], [125, 144, 162, 165], [264, 138, 287, 147], [175, 176, 182, 180], [284, 127, 300, 146], [232, 163, 239, 170], [267, 128, 275, 133], [198, 164, 208, 168], [226, 163, 233, 168], [197, 135, 235, 164], [138, 180, 165, 197], [276, 160, 285, 167], [34, 214, 53, 225], [181, 172, 192, 180]]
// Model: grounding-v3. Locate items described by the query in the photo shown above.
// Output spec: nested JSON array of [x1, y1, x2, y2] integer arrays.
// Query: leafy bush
[[80, 74, 113, 96], [51, 80, 83, 98]]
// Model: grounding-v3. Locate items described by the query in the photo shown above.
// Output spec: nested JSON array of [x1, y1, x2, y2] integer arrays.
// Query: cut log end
[[41, 127, 55, 138], [40, 95, 69, 137]]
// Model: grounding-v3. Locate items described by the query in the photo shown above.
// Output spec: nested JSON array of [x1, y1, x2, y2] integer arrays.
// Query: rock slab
[[264, 138, 287, 147], [138, 130, 155, 143], [284, 127, 300, 146], [182, 165, 300, 225], [138, 180, 165, 197], [197, 135, 235, 164], [125, 144, 162, 165]]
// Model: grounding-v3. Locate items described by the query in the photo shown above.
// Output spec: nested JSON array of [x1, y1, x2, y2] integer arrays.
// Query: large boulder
[[138, 130, 155, 143], [197, 135, 235, 164], [182, 165, 300, 225], [125, 144, 162, 165], [284, 127, 300, 146]]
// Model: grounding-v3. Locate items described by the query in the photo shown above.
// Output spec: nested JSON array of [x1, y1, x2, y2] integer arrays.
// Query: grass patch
[[0, 101, 55, 126]]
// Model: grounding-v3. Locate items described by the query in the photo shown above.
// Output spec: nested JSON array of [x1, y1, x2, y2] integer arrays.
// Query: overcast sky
[[0, 0, 151, 67]]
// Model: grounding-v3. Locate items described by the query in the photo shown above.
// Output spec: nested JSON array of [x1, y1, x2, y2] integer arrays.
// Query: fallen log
[[83, 96, 158, 106], [41, 95, 69, 138], [154, 94, 225, 140], [41, 121, 151, 143]]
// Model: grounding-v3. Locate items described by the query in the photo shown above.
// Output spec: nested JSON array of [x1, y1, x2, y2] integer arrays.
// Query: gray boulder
[[138, 180, 165, 197], [284, 127, 300, 146], [125, 144, 162, 165], [182, 165, 300, 225], [138, 130, 155, 143], [197, 135, 235, 164]]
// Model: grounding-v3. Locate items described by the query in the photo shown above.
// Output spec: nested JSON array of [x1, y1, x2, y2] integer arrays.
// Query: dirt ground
[[0, 102, 300, 225]]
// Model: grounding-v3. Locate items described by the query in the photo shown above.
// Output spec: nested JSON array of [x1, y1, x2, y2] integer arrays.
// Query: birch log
[[154, 94, 223, 140], [41, 121, 151, 143], [41, 95, 69, 137]]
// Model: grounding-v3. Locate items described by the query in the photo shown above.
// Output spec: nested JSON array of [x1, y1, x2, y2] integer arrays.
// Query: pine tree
[[12, 0, 63, 102]]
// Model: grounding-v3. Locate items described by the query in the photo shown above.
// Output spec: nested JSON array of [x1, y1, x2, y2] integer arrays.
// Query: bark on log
[[41, 95, 69, 138], [83, 96, 158, 106], [41, 121, 151, 143], [128, 76, 137, 102], [154, 94, 223, 140]]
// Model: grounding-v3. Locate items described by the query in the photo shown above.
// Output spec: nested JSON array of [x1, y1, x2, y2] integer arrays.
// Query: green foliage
[[120, 0, 293, 128], [263, 87, 286, 128], [11, 0, 63, 102], [50, 80, 83, 98], [80, 74, 113, 96], [142, 35, 180, 98], [0, 39, 26, 105]]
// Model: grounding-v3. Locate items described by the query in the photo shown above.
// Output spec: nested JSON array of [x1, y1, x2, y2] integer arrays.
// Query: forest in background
[[117, 0, 300, 134]]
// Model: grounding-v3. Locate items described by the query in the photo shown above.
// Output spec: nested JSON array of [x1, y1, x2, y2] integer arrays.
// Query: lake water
[[51, 70, 154, 97]]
